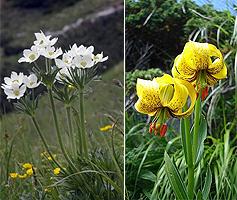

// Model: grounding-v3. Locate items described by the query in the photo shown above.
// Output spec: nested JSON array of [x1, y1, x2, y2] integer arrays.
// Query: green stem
[[48, 89, 77, 169], [66, 106, 75, 156], [184, 114, 194, 200], [31, 116, 64, 171], [193, 92, 201, 164], [45, 58, 49, 72], [79, 87, 88, 158]]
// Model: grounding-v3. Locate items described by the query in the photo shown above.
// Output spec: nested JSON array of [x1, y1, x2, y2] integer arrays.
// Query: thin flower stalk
[[48, 89, 77, 170], [183, 111, 194, 200], [31, 116, 64, 172], [79, 87, 88, 158], [192, 91, 202, 162], [66, 106, 76, 157]]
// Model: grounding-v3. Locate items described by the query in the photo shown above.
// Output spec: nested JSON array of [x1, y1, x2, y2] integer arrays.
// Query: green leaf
[[195, 114, 207, 166], [202, 166, 212, 200], [164, 151, 189, 200], [180, 118, 188, 164], [196, 190, 203, 200], [140, 171, 156, 182]]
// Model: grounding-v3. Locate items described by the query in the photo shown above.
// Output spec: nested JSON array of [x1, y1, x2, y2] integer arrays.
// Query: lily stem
[[48, 89, 77, 170], [79, 86, 88, 158], [184, 114, 194, 200], [193, 92, 202, 164]]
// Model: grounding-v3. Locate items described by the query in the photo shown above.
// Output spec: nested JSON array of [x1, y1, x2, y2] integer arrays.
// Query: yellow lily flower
[[172, 41, 227, 87], [135, 74, 196, 135]]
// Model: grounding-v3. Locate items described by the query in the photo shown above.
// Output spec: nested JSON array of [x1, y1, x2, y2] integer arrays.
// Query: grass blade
[[164, 151, 189, 200], [202, 166, 212, 200]]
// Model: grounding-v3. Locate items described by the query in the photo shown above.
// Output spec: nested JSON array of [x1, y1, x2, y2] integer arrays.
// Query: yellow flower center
[[80, 61, 87, 67], [12, 80, 19, 83], [13, 90, 20, 96], [29, 54, 36, 60]]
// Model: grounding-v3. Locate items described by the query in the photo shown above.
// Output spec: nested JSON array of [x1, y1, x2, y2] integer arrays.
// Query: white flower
[[3, 84, 26, 99], [2, 72, 25, 86], [93, 52, 108, 64], [23, 74, 41, 89], [56, 67, 72, 81], [72, 54, 94, 68], [68, 44, 94, 57], [55, 52, 73, 68], [41, 46, 63, 59], [18, 45, 40, 63], [34, 30, 58, 48]]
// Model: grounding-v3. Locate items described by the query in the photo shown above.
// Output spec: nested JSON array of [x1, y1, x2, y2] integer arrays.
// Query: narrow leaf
[[164, 152, 189, 200], [196, 190, 203, 200], [202, 166, 212, 200]]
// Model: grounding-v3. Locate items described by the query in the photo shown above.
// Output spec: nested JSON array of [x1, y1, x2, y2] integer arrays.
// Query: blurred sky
[[194, 0, 237, 15]]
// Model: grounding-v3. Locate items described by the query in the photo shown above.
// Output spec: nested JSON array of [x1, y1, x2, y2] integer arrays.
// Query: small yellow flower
[[18, 174, 27, 179], [47, 156, 52, 161], [26, 168, 33, 176], [47, 154, 56, 161], [53, 168, 61, 175], [22, 163, 32, 169], [172, 41, 227, 87], [100, 125, 113, 132], [9, 173, 18, 179]]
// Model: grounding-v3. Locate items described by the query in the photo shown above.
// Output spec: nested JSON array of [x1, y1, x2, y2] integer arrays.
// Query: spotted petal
[[135, 79, 162, 116]]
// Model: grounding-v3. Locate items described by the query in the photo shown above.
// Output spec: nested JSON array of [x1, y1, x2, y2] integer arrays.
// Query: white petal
[[87, 46, 94, 53], [23, 49, 32, 57], [4, 77, 12, 85], [50, 38, 58, 46], [101, 56, 108, 62], [18, 57, 27, 63], [19, 85, 26, 93]]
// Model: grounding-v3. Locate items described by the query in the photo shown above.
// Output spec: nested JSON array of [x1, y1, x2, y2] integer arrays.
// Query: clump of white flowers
[[1, 72, 40, 99], [1, 30, 108, 100]]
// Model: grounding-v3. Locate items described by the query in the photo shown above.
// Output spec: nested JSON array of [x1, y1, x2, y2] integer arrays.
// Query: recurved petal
[[135, 79, 161, 116], [206, 43, 222, 58], [172, 54, 197, 82], [168, 79, 196, 118], [211, 63, 227, 79], [166, 79, 189, 113], [155, 74, 173, 84], [208, 57, 224, 74], [182, 41, 212, 70]]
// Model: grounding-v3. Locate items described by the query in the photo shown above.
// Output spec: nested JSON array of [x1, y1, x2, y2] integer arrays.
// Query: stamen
[[160, 124, 168, 137], [201, 87, 209, 101]]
